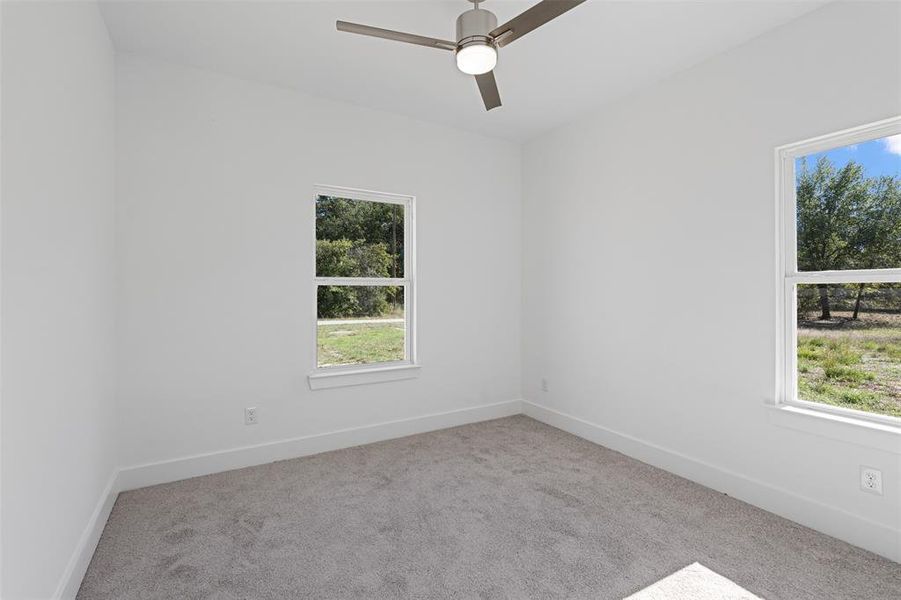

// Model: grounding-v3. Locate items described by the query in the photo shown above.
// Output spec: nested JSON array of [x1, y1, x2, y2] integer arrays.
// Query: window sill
[[308, 363, 421, 390], [767, 404, 900, 454]]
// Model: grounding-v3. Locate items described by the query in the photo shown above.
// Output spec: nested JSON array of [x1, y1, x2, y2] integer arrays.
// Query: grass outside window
[[796, 285, 900, 418]]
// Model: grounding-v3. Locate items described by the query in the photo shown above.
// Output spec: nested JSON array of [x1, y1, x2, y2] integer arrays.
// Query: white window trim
[[308, 184, 418, 390], [774, 116, 901, 436]]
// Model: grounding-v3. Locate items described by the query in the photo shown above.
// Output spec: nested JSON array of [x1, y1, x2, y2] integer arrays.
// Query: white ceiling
[[99, 0, 825, 142]]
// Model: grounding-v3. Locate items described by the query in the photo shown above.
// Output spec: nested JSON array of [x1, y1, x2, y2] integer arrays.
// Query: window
[[309, 185, 417, 389], [776, 118, 900, 425]]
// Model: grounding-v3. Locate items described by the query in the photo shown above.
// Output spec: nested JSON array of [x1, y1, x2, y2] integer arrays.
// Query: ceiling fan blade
[[490, 0, 587, 48], [475, 71, 502, 111], [336, 21, 456, 51]]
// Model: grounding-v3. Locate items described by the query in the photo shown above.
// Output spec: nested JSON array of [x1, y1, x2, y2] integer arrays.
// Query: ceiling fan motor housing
[[456, 7, 497, 51]]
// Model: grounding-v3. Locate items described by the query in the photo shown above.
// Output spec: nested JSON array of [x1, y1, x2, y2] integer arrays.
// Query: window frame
[[309, 184, 418, 389], [774, 116, 901, 427]]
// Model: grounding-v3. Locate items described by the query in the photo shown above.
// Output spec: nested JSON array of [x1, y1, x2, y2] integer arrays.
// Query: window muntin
[[313, 186, 414, 372], [778, 121, 901, 425]]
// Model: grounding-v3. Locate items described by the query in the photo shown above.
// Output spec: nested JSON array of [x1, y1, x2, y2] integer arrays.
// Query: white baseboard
[[118, 399, 523, 492], [523, 400, 900, 563], [53, 470, 120, 599]]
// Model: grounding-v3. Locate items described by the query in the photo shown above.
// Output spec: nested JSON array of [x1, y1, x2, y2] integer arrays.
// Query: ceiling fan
[[336, 0, 587, 111]]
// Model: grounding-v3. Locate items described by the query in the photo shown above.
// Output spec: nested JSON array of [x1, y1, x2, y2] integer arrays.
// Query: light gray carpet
[[78, 416, 900, 599]]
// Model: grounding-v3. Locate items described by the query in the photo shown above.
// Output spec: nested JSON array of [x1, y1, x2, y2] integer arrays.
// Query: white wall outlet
[[244, 407, 258, 425], [541, 378, 549, 392], [860, 466, 883, 495]]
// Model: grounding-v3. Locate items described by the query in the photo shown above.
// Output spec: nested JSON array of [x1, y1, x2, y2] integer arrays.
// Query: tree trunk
[[852, 283, 865, 320], [818, 284, 831, 320]]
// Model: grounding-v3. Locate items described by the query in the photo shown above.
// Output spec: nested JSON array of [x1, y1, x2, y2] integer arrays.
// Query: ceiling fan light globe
[[456, 43, 497, 75]]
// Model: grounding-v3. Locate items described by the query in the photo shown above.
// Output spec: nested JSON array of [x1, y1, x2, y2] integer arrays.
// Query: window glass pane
[[795, 135, 900, 271], [316, 196, 404, 278], [796, 283, 900, 418], [317, 285, 405, 367]]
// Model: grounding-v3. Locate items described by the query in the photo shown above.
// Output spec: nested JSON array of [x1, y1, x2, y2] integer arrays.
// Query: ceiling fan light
[[456, 43, 497, 75]]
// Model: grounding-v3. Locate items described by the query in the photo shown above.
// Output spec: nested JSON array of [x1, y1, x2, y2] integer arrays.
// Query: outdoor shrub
[[316, 239, 394, 318], [822, 361, 873, 383]]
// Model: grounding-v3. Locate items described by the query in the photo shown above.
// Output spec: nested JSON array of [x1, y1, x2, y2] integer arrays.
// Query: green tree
[[316, 239, 394, 318], [796, 157, 900, 320], [848, 176, 901, 318], [316, 196, 405, 316], [316, 197, 403, 277]]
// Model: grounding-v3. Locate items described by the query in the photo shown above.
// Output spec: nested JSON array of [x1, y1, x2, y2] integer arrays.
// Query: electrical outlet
[[244, 407, 258, 425], [860, 466, 883, 495], [541, 378, 549, 392]]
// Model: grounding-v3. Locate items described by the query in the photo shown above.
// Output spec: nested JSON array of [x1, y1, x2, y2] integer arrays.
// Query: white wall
[[0, 2, 118, 598], [522, 1, 901, 561], [115, 55, 522, 469]]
